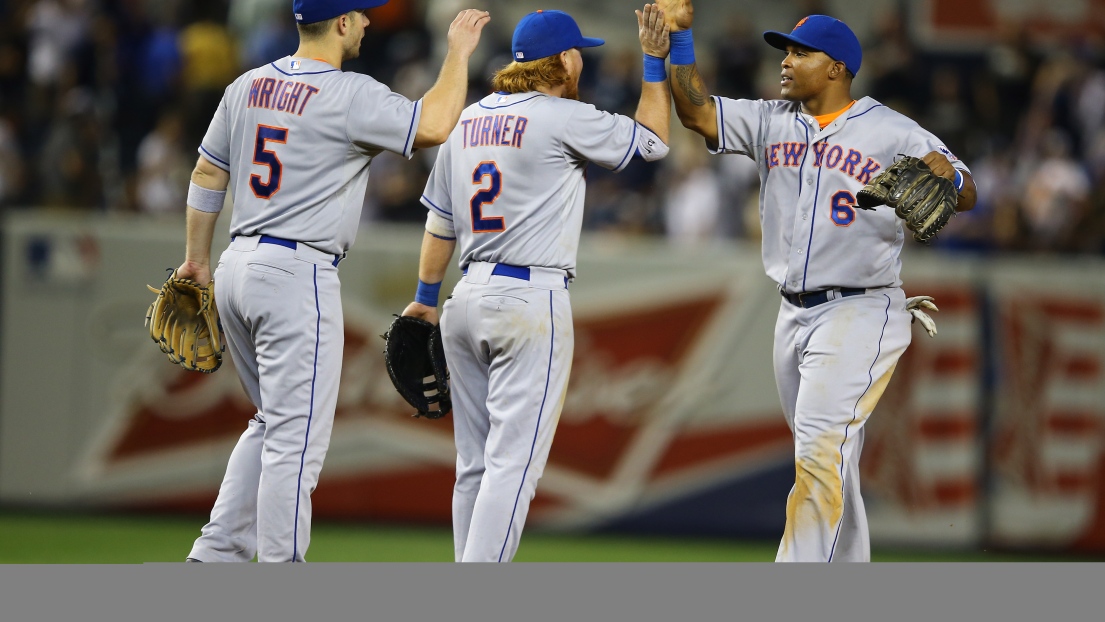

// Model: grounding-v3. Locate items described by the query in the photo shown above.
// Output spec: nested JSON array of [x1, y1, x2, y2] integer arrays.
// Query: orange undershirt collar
[[813, 100, 857, 129], [290, 56, 338, 68]]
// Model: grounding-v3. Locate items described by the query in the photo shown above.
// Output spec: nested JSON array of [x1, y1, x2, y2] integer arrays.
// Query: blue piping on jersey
[[615, 123, 638, 171], [421, 195, 453, 217], [478, 94, 544, 109], [630, 122, 667, 160], [636, 120, 663, 137], [403, 99, 420, 158], [293, 264, 322, 562], [270, 62, 339, 77], [427, 232, 456, 241], [846, 104, 885, 121], [829, 293, 891, 561], [714, 96, 726, 152], [795, 114, 810, 199], [499, 290, 556, 562], [199, 145, 230, 168], [802, 142, 825, 291]]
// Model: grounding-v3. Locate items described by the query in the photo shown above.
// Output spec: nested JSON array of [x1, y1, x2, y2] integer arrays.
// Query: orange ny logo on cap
[[795, 16, 809, 29]]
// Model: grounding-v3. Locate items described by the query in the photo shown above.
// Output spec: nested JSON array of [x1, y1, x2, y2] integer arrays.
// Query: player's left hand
[[905, 295, 938, 338], [921, 151, 956, 183], [637, 4, 670, 58], [446, 9, 492, 59], [402, 301, 439, 326]]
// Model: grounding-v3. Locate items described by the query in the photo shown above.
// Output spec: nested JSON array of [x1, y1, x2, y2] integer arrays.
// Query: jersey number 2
[[250, 124, 288, 199], [470, 161, 505, 232]]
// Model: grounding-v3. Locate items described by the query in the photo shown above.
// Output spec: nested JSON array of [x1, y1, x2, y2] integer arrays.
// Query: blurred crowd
[[2, 0, 1105, 254]]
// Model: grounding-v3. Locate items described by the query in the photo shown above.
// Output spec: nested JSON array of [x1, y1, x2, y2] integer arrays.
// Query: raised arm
[[415, 10, 491, 148], [635, 3, 671, 144], [659, 0, 719, 146]]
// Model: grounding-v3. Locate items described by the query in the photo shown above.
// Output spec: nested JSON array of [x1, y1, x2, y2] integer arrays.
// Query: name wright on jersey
[[246, 77, 321, 116]]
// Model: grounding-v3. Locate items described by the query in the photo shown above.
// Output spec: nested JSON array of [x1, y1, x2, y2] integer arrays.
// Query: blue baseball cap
[[763, 15, 862, 76], [293, 0, 389, 25], [511, 10, 604, 62]]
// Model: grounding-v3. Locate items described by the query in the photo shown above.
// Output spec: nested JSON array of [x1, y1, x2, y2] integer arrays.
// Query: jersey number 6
[[250, 124, 288, 199], [470, 161, 505, 233], [830, 190, 856, 227]]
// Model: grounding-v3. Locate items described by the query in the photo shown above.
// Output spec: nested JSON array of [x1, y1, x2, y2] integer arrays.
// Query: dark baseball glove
[[145, 270, 225, 373], [856, 156, 958, 244], [382, 315, 451, 419]]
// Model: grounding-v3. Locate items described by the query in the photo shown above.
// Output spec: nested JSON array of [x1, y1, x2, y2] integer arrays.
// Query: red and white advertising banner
[[914, 0, 1105, 43], [987, 260, 1105, 550], [3, 213, 1104, 550]]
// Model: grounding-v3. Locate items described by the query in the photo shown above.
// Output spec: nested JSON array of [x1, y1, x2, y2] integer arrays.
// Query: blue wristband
[[415, 280, 441, 307], [669, 29, 695, 65], [953, 169, 965, 194], [643, 54, 666, 82]]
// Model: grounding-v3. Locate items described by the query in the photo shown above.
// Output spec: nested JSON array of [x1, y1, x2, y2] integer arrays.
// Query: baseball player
[[655, 3, 977, 561], [399, 6, 672, 562], [175, 1, 490, 562]]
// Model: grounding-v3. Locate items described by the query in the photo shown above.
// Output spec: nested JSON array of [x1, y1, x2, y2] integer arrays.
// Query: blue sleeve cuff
[[669, 29, 696, 65], [415, 280, 441, 307], [643, 54, 667, 82]]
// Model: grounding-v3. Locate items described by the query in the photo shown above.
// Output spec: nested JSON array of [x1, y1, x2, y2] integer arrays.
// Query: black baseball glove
[[381, 315, 451, 419], [856, 156, 958, 244]]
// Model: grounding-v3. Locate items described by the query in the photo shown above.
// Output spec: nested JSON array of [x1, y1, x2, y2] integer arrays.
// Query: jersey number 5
[[470, 161, 504, 233], [250, 124, 288, 199]]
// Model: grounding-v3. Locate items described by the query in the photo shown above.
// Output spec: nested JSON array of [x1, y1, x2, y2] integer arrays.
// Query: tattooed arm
[[659, 0, 719, 147], [671, 63, 719, 147]]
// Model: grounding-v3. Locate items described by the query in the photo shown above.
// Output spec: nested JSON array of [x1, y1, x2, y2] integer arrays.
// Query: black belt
[[781, 287, 866, 308]]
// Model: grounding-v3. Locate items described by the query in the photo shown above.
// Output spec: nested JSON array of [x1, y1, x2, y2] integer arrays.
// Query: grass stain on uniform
[[780, 428, 846, 559], [857, 361, 898, 422]]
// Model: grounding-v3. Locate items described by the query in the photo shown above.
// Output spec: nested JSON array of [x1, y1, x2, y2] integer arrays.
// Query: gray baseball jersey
[[421, 91, 660, 277], [199, 56, 422, 254], [709, 95, 970, 294], [707, 94, 972, 562], [422, 90, 666, 562], [188, 57, 419, 563]]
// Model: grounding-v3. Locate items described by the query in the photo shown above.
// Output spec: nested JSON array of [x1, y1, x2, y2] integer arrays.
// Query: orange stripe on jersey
[[814, 100, 857, 129]]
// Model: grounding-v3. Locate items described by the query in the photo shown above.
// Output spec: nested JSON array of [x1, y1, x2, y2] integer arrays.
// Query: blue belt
[[490, 263, 531, 280], [782, 287, 866, 308], [462, 263, 530, 280], [254, 235, 344, 267], [463, 263, 569, 287]]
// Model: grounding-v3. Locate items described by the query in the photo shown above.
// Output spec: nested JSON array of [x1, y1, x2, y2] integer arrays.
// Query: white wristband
[[187, 181, 226, 213], [425, 210, 456, 239]]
